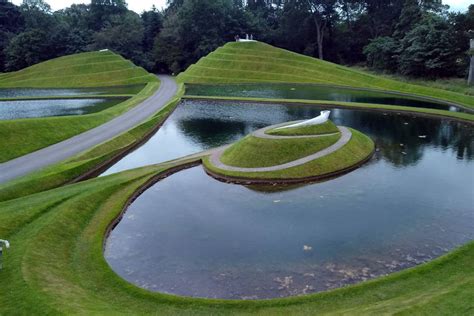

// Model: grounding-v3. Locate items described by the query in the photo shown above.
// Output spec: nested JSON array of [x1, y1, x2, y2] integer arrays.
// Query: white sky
[[10, 0, 472, 14]]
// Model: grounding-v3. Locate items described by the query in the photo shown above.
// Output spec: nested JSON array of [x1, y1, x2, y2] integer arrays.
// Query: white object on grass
[[276, 111, 331, 130], [0, 240, 9, 249]]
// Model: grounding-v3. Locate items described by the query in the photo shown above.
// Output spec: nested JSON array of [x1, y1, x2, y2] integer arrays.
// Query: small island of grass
[[204, 118, 375, 184]]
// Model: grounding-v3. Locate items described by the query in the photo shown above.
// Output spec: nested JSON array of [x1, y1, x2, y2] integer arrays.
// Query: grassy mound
[[0, 51, 160, 163], [0, 50, 157, 88], [206, 128, 374, 181], [267, 120, 339, 136], [0, 158, 473, 314], [178, 41, 473, 109], [221, 133, 341, 168]]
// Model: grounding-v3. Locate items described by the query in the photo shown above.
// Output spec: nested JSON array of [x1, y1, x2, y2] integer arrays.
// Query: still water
[[0, 98, 126, 120], [105, 100, 474, 299], [186, 84, 470, 113], [0, 84, 145, 98]]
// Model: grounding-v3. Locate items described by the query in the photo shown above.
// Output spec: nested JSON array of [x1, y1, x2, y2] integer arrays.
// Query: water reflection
[[0, 84, 145, 98], [106, 162, 474, 299], [0, 98, 127, 120], [102, 100, 473, 175], [186, 83, 471, 113]]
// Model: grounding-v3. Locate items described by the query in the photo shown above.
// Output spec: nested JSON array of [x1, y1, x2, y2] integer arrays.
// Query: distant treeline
[[0, 0, 473, 78]]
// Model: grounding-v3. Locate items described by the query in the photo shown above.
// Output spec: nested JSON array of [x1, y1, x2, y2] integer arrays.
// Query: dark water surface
[[105, 100, 474, 299], [0, 84, 145, 98], [186, 83, 470, 113], [0, 98, 126, 120]]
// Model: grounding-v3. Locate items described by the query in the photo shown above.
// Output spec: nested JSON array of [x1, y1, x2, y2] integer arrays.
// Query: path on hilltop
[[0, 75, 178, 184], [208, 123, 352, 173]]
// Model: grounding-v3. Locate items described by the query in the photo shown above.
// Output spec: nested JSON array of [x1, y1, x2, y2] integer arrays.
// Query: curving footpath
[[208, 123, 352, 173], [0, 75, 178, 184]]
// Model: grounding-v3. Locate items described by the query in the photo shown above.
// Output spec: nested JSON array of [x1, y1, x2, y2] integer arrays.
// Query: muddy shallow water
[[104, 100, 474, 299]]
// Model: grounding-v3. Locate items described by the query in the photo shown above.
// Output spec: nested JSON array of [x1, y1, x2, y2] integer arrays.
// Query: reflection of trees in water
[[330, 109, 473, 167], [178, 101, 473, 166], [177, 118, 257, 148]]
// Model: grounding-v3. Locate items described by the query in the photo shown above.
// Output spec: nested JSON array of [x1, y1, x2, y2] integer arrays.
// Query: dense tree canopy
[[0, 0, 472, 78]]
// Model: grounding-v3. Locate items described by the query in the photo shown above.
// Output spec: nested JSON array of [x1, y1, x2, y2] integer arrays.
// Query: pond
[[104, 100, 474, 299], [0, 98, 127, 120], [186, 83, 470, 113], [0, 84, 145, 98]]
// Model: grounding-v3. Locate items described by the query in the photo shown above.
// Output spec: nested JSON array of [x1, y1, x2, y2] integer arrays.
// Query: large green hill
[[0, 50, 157, 88], [178, 41, 473, 108]]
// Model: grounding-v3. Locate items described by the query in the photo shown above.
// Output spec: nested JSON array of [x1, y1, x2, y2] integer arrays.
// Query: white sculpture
[[0, 239, 9, 270], [0, 240, 10, 249], [276, 110, 331, 130]]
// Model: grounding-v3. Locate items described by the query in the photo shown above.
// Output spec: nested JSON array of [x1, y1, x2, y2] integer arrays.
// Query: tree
[[154, 0, 248, 72], [90, 11, 145, 65], [306, 0, 338, 60], [398, 15, 461, 77], [0, 1, 24, 71], [363, 36, 399, 71], [89, 0, 128, 30], [5, 29, 52, 70]]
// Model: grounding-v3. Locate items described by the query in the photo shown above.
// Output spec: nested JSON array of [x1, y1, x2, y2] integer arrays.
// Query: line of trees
[[0, 0, 473, 78]]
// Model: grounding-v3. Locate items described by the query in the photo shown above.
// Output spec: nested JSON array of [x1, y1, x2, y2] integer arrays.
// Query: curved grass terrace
[[205, 128, 374, 184], [178, 42, 474, 109], [0, 157, 473, 314], [0, 51, 159, 163], [0, 42, 473, 314]]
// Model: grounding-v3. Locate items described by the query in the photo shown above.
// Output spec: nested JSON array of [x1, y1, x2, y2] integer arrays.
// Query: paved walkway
[[208, 124, 352, 173], [0, 75, 178, 184]]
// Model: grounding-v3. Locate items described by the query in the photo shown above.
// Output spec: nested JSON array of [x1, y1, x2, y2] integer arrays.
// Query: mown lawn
[[178, 41, 474, 110], [206, 128, 374, 180], [0, 157, 472, 315], [0, 51, 159, 162]]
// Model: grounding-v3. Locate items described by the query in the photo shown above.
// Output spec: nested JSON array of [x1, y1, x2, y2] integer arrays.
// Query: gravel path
[[0, 75, 178, 184], [208, 124, 352, 173]]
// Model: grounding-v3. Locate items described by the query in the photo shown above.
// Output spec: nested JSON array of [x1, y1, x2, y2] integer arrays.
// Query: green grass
[[267, 120, 339, 136], [352, 66, 474, 96], [206, 128, 374, 180], [0, 52, 160, 162], [0, 82, 159, 162], [0, 84, 184, 202], [0, 50, 156, 88], [0, 158, 473, 314], [184, 95, 474, 122], [177, 41, 474, 109], [221, 134, 340, 168]]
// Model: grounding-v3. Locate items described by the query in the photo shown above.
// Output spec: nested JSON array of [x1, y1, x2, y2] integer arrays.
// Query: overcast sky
[[10, 0, 472, 14]]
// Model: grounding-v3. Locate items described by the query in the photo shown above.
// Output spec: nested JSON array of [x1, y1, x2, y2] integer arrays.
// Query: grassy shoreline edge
[[0, 82, 184, 202], [0, 157, 472, 314], [183, 95, 474, 123]]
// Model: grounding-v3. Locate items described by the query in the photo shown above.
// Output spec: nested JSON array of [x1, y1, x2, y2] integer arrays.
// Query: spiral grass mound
[[204, 119, 375, 183]]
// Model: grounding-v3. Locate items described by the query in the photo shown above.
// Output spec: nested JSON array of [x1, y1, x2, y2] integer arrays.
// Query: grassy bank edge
[[0, 83, 185, 202], [0, 156, 472, 314], [0, 81, 160, 162], [183, 95, 474, 122], [204, 128, 375, 182]]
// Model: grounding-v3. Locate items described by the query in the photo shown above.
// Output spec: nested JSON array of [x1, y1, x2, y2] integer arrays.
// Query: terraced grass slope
[[0, 50, 157, 88], [1, 159, 472, 314], [0, 51, 160, 163], [178, 41, 473, 108]]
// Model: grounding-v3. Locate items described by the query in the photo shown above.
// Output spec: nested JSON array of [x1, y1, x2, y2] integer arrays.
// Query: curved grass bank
[[0, 82, 159, 163], [220, 133, 341, 168], [177, 42, 474, 110], [184, 95, 474, 122], [0, 84, 185, 202], [0, 158, 473, 314], [204, 128, 375, 183], [0, 51, 160, 163]]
